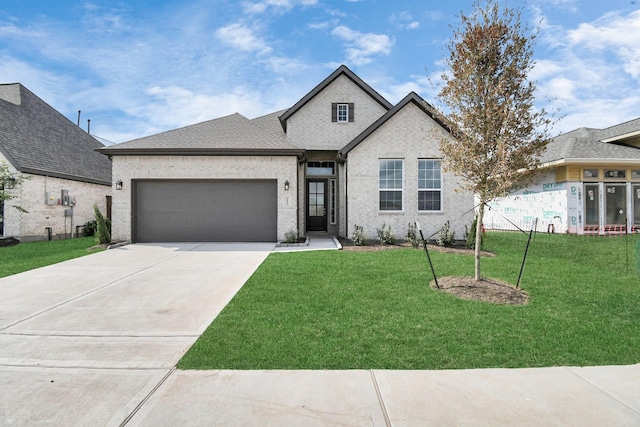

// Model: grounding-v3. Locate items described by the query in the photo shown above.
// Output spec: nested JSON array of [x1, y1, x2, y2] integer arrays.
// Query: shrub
[[464, 215, 482, 249], [284, 229, 298, 244], [377, 223, 395, 245], [93, 204, 111, 245], [82, 220, 97, 237], [406, 222, 420, 248], [436, 220, 455, 247], [352, 224, 367, 246]]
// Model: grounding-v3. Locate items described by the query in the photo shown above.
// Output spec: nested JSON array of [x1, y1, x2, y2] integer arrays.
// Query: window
[[379, 159, 403, 211], [604, 169, 626, 179], [330, 179, 336, 224], [418, 159, 442, 211], [307, 161, 335, 176], [331, 103, 354, 123], [583, 169, 599, 179], [337, 104, 348, 122]]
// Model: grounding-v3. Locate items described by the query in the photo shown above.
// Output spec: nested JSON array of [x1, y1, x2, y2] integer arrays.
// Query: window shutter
[[348, 103, 354, 122], [331, 103, 337, 122]]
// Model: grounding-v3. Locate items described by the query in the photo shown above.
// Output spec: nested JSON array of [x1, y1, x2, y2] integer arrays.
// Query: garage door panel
[[135, 180, 277, 242]]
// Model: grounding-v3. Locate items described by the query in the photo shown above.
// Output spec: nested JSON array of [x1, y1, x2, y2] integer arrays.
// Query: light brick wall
[[287, 75, 388, 150], [1, 159, 110, 241], [345, 103, 474, 241], [111, 155, 298, 242]]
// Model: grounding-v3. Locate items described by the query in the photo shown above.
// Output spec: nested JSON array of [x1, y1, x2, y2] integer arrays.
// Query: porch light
[[115, 180, 123, 190], [284, 180, 290, 191], [7, 176, 16, 189]]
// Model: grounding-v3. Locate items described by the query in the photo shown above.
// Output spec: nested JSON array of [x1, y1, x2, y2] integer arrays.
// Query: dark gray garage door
[[134, 180, 277, 242]]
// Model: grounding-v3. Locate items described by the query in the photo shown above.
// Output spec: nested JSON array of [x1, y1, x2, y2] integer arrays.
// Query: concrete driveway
[[0, 242, 274, 425]]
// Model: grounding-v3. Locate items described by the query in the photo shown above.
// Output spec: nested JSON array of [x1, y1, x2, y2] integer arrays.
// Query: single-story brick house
[[99, 65, 473, 243], [484, 118, 640, 234], [0, 83, 112, 241]]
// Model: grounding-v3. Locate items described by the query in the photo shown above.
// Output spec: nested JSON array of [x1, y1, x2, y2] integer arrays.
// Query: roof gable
[[0, 83, 112, 185], [339, 92, 449, 156], [278, 65, 393, 132]]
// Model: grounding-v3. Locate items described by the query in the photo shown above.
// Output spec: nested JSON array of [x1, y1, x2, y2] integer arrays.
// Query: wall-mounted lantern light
[[115, 180, 123, 190], [284, 180, 290, 191], [6, 176, 16, 189]]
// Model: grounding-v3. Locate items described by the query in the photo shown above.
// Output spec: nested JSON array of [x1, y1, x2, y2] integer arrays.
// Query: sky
[[1, 0, 639, 145]]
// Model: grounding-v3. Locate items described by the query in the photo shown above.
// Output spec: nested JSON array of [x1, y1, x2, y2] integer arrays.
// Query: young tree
[[437, 0, 554, 281], [0, 161, 28, 223]]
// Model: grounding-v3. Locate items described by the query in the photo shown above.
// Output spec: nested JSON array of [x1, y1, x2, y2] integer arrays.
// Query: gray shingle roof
[[0, 83, 112, 185], [100, 112, 302, 156], [541, 121, 640, 164]]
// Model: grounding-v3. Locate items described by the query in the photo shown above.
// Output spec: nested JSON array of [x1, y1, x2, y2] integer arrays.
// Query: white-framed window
[[418, 159, 442, 211], [379, 159, 403, 211], [332, 103, 354, 123]]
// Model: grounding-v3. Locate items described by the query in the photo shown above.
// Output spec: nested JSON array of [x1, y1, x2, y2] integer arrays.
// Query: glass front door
[[306, 179, 327, 232], [584, 184, 599, 226], [605, 184, 626, 226]]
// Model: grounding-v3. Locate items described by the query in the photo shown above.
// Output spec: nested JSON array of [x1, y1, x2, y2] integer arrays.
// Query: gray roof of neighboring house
[[0, 83, 112, 185], [99, 112, 303, 156], [541, 120, 640, 164]]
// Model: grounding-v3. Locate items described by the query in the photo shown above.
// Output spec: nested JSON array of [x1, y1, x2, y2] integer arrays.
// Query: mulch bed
[[338, 239, 524, 304], [432, 276, 529, 305]]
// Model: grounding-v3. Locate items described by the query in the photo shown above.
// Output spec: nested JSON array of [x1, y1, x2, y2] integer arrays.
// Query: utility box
[[61, 190, 70, 206]]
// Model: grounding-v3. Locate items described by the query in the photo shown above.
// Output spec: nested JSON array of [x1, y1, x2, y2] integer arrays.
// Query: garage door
[[134, 180, 277, 242]]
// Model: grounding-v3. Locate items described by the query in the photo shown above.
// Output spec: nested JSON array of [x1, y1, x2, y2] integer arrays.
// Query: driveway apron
[[0, 242, 273, 425]]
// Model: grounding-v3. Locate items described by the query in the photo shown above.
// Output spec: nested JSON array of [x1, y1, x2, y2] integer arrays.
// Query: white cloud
[[390, 11, 420, 30], [331, 26, 393, 65], [243, 0, 318, 14], [215, 23, 272, 54]]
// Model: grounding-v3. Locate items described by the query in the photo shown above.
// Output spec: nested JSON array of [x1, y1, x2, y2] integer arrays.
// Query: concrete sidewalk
[[1, 239, 639, 426]]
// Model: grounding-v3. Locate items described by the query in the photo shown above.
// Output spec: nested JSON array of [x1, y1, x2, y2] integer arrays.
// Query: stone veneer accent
[[111, 155, 298, 242]]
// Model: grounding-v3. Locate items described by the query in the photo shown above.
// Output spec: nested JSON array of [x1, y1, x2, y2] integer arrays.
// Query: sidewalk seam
[[567, 367, 640, 416], [370, 370, 392, 427], [120, 368, 175, 426]]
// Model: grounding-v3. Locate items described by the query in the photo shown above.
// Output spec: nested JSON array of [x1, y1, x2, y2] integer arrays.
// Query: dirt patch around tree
[[432, 276, 529, 305], [338, 239, 520, 305]]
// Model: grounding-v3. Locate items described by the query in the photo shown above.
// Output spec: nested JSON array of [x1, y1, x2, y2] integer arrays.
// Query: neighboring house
[[0, 83, 112, 241], [484, 118, 640, 234], [99, 65, 473, 243]]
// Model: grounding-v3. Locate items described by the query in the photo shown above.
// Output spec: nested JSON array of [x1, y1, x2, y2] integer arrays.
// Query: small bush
[[464, 215, 482, 249], [94, 204, 111, 245], [377, 223, 395, 245], [352, 224, 367, 246], [406, 222, 421, 248], [82, 220, 97, 237], [284, 229, 298, 244], [436, 220, 455, 247]]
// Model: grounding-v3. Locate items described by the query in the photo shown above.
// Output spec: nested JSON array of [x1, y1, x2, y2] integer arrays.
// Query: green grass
[[179, 232, 640, 370], [0, 237, 102, 278]]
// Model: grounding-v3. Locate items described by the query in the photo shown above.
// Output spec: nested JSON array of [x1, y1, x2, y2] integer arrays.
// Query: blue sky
[[1, 0, 639, 144]]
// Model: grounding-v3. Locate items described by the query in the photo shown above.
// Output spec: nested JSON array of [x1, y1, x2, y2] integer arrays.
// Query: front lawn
[[0, 237, 101, 278], [178, 232, 640, 370]]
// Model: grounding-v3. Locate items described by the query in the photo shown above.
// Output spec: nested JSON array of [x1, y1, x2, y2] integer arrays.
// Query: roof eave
[[98, 147, 305, 158], [20, 167, 111, 186]]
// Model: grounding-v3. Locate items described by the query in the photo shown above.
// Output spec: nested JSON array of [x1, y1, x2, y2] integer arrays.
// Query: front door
[[307, 179, 327, 232]]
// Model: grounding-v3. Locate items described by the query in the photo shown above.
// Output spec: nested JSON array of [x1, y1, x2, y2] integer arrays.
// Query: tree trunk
[[475, 201, 485, 281]]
